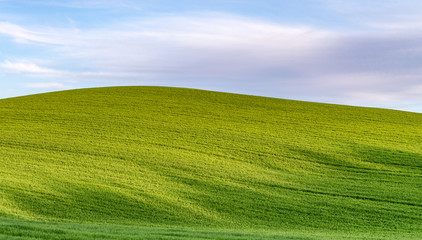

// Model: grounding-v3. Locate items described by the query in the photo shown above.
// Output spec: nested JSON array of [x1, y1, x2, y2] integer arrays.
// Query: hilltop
[[0, 87, 421, 239]]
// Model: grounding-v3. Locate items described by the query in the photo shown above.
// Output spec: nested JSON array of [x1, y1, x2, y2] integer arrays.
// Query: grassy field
[[2, 218, 420, 240], [0, 86, 421, 239], [0, 217, 305, 240]]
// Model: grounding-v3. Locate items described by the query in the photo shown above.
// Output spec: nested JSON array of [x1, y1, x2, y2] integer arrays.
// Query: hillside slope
[[0, 87, 421, 235]]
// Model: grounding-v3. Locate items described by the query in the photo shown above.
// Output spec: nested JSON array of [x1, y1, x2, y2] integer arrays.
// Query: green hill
[[0, 86, 421, 239]]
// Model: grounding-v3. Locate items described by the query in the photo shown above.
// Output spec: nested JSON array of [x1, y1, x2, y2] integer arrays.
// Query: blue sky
[[1, 0, 422, 112]]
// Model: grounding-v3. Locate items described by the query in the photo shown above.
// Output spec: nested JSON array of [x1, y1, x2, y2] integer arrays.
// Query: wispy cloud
[[0, 60, 138, 81], [1, 60, 61, 75], [0, 22, 51, 43], [0, 15, 336, 79]]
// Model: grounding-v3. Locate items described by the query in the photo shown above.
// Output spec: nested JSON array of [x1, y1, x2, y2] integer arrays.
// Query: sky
[[1, 0, 422, 113]]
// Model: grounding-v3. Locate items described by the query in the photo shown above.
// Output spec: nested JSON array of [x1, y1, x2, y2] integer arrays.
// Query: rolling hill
[[0, 86, 421, 239]]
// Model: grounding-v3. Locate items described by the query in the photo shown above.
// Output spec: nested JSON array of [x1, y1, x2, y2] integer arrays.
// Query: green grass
[[0, 217, 313, 240], [1, 218, 420, 240], [0, 86, 421, 239]]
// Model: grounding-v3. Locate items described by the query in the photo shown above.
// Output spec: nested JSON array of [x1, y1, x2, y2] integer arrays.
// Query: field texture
[[0, 87, 421, 239]]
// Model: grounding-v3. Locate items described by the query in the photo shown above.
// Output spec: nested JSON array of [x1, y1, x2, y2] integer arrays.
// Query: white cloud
[[54, 15, 335, 79], [0, 22, 56, 44], [0, 15, 335, 79], [1, 60, 61, 74], [0, 60, 132, 79], [0, 21, 85, 45]]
